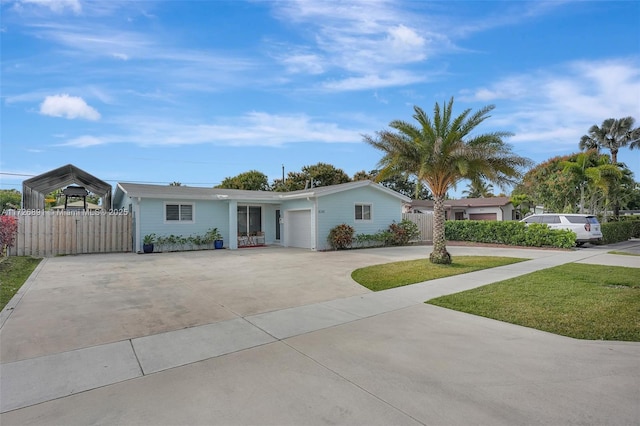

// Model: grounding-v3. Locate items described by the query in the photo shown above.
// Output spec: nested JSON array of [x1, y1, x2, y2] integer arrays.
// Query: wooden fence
[[5, 210, 132, 257], [402, 212, 433, 242]]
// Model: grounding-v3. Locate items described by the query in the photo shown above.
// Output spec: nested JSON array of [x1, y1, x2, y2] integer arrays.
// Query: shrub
[[354, 232, 388, 248], [600, 221, 634, 244], [445, 220, 575, 249], [387, 219, 420, 246], [0, 215, 18, 256], [327, 224, 355, 250], [618, 216, 640, 238]]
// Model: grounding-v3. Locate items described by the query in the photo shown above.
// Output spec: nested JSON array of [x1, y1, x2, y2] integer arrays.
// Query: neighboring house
[[405, 196, 518, 221], [113, 180, 410, 252]]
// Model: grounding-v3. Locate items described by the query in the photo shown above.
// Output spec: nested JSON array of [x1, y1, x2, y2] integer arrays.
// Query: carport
[[22, 164, 112, 210]]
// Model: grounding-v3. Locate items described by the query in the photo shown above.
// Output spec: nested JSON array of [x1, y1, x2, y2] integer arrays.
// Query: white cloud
[[19, 0, 81, 14], [27, 23, 152, 61], [61, 112, 363, 148], [282, 53, 325, 75], [461, 76, 530, 102], [322, 70, 427, 91], [39, 94, 101, 120], [461, 58, 640, 154], [269, 0, 441, 90], [385, 24, 426, 61], [62, 135, 105, 147], [269, 0, 560, 91]]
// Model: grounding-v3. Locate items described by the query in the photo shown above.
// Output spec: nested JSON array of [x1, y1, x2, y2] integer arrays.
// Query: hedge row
[[600, 219, 640, 244], [445, 220, 576, 249]]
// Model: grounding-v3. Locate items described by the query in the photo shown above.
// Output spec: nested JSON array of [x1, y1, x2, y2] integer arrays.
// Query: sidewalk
[[1, 241, 639, 424]]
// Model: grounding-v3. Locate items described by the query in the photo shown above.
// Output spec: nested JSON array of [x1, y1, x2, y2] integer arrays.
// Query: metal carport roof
[[22, 164, 112, 209]]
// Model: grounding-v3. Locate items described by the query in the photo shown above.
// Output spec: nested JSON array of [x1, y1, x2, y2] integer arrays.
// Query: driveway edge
[[0, 257, 47, 330]]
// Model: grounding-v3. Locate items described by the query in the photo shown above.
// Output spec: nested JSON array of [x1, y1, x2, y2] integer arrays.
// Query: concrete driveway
[[1, 246, 434, 363], [1, 242, 639, 424]]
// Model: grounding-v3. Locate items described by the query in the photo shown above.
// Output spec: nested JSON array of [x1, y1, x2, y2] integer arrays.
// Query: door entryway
[[237, 206, 264, 247]]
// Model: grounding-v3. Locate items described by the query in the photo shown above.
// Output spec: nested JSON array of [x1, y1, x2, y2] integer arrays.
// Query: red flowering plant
[[0, 215, 18, 257]]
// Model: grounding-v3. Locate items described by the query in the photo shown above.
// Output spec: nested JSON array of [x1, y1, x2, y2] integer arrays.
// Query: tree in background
[[560, 150, 600, 214], [517, 154, 583, 213], [352, 169, 431, 199], [586, 162, 634, 222], [625, 182, 640, 210], [275, 162, 350, 191], [579, 117, 639, 217], [509, 194, 532, 219], [579, 116, 640, 164], [516, 151, 636, 218], [364, 97, 530, 264], [44, 189, 62, 210], [462, 179, 494, 198], [216, 170, 270, 191], [0, 189, 21, 212]]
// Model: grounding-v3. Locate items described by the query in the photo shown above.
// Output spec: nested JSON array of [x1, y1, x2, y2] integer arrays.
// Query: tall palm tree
[[364, 97, 531, 264], [580, 117, 639, 216], [462, 179, 494, 198], [579, 117, 640, 164]]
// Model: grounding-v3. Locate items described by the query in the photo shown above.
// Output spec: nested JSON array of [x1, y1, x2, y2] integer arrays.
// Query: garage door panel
[[287, 210, 311, 248], [469, 213, 497, 221]]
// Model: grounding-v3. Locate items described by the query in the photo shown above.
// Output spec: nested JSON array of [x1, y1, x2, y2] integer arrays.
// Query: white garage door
[[287, 210, 312, 249], [469, 213, 497, 221]]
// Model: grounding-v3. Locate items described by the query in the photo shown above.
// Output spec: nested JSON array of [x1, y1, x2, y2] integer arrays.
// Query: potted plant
[[205, 228, 224, 249], [142, 233, 156, 253]]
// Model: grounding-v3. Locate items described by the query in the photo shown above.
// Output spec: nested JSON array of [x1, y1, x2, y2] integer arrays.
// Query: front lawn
[[0, 257, 41, 311], [351, 256, 527, 292], [608, 250, 640, 256], [427, 263, 640, 341]]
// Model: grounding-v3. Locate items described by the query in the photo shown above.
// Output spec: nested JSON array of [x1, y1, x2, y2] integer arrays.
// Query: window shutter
[[166, 204, 179, 221], [180, 204, 193, 221]]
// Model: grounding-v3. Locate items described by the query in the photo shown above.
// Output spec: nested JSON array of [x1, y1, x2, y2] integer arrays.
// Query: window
[[237, 205, 261, 235], [165, 203, 193, 222], [566, 216, 588, 224], [355, 204, 372, 221]]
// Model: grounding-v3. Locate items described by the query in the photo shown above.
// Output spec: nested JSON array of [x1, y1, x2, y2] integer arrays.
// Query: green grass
[[0, 257, 41, 311], [428, 263, 640, 341], [351, 256, 527, 292], [608, 250, 640, 256]]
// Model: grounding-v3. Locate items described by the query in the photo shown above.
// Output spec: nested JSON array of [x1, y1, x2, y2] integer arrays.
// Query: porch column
[[228, 200, 238, 249]]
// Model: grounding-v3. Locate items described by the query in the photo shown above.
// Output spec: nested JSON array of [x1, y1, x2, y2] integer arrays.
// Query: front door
[[275, 209, 281, 240]]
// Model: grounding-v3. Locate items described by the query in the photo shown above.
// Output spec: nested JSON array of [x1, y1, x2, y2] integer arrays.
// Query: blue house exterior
[[113, 180, 410, 252]]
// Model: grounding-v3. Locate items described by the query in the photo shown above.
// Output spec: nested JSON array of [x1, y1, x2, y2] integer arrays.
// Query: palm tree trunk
[[430, 194, 451, 264], [611, 149, 620, 217]]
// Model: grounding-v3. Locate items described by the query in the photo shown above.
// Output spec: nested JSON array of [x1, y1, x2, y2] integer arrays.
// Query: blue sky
[[1, 0, 639, 197]]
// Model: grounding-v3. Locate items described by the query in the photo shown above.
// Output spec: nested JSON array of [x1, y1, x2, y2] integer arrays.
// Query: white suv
[[521, 214, 603, 245]]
